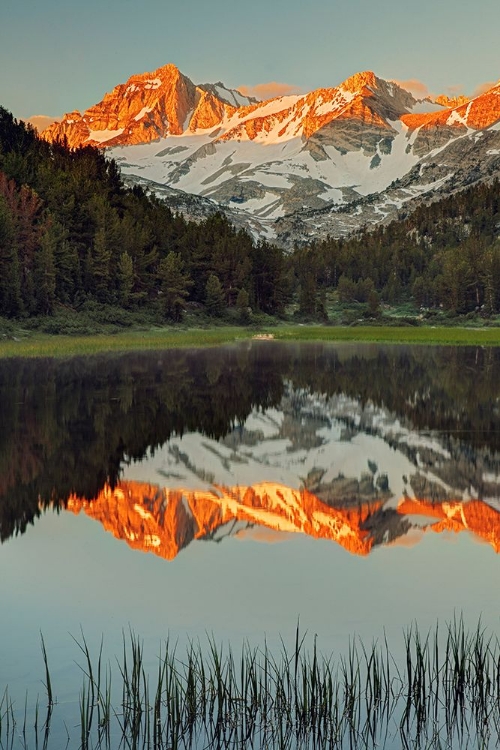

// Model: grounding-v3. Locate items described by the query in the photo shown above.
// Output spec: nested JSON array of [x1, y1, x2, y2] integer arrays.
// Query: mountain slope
[[42, 66, 500, 245]]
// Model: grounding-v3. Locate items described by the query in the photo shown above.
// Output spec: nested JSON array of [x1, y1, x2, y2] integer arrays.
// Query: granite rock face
[[43, 63, 241, 147]]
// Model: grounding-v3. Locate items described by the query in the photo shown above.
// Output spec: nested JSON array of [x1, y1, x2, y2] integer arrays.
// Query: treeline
[[2, 105, 500, 321], [0, 107, 289, 320], [291, 181, 500, 316]]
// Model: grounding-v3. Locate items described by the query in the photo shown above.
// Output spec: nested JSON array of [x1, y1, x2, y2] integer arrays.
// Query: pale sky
[[1, 0, 499, 120]]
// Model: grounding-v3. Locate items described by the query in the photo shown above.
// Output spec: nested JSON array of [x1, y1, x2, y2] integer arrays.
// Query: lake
[[1, 340, 500, 748]]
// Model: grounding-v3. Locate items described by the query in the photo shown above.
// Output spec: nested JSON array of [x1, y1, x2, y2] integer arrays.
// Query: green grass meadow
[[1, 324, 500, 359]]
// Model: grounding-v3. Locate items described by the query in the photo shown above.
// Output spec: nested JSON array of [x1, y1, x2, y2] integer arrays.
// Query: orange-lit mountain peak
[[118, 62, 185, 90], [464, 87, 500, 129], [41, 65, 416, 150], [341, 71, 379, 95], [147, 62, 182, 78], [401, 83, 500, 133], [434, 93, 471, 109], [42, 63, 200, 147]]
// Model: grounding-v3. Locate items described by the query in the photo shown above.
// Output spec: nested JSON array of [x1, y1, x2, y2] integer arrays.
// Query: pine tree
[[205, 274, 225, 317], [91, 227, 111, 303], [52, 223, 80, 304], [118, 251, 134, 308], [250, 240, 289, 313], [33, 227, 56, 314], [299, 270, 318, 317], [0, 195, 22, 316], [236, 288, 251, 324], [158, 251, 192, 321]]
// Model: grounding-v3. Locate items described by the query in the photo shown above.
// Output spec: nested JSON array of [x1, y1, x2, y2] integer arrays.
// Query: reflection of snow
[[121, 390, 432, 505], [243, 409, 283, 436], [398, 433, 451, 459], [121, 381, 498, 524]]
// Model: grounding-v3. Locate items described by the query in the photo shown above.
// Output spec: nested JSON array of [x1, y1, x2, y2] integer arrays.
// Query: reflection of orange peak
[[397, 497, 500, 552], [66, 483, 500, 559], [67, 480, 380, 559]]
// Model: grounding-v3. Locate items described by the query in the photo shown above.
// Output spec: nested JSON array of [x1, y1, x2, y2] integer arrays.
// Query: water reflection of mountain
[[1, 342, 500, 545], [66, 480, 500, 558]]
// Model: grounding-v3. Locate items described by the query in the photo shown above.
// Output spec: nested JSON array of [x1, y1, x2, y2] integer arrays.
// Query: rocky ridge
[[43, 64, 255, 148], [41, 65, 500, 246]]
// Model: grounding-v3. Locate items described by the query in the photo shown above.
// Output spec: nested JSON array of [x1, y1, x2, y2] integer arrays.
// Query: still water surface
[[1, 341, 500, 745]]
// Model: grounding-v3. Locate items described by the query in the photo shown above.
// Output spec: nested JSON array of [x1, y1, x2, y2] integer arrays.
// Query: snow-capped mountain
[[42, 64, 500, 245]]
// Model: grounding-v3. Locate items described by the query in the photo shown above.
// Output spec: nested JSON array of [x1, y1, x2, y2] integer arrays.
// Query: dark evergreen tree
[[0, 194, 22, 316], [236, 288, 251, 324], [205, 274, 226, 317], [117, 251, 134, 308], [158, 251, 191, 321], [32, 226, 56, 314]]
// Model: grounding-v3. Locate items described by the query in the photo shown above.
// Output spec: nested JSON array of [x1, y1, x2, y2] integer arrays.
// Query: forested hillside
[[291, 181, 500, 317], [1, 105, 500, 324], [0, 107, 288, 322]]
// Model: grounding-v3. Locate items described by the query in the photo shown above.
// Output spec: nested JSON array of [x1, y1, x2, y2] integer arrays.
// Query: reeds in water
[[2, 618, 500, 748]]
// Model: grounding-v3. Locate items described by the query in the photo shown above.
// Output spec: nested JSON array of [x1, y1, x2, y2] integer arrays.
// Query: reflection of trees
[[283, 344, 500, 451], [0, 346, 285, 541], [1, 342, 500, 543]]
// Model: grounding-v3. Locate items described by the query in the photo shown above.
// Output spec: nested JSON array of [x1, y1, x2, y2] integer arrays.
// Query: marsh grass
[[1, 323, 500, 359], [3, 620, 500, 748], [272, 325, 500, 346], [0, 327, 258, 359]]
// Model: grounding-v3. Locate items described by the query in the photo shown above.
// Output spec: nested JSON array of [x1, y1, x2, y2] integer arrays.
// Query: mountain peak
[[342, 70, 380, 94], [42, 62, 259, 147], [151, 62, 181, 76], [42, 61, 200, 146]]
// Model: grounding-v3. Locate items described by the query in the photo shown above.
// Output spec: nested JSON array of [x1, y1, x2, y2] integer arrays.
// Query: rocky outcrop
[[215, 72, 415, 146], [434, 94, 470, 109], [189, 91, 236, 131], [401, 83, 500, 155]]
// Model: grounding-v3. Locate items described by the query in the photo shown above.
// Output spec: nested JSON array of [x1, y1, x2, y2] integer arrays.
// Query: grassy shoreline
[[2, 323, 500, 358]]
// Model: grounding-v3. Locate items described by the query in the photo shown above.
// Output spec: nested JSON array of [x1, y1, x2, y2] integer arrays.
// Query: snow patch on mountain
[[89, 128, 124, 143]]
